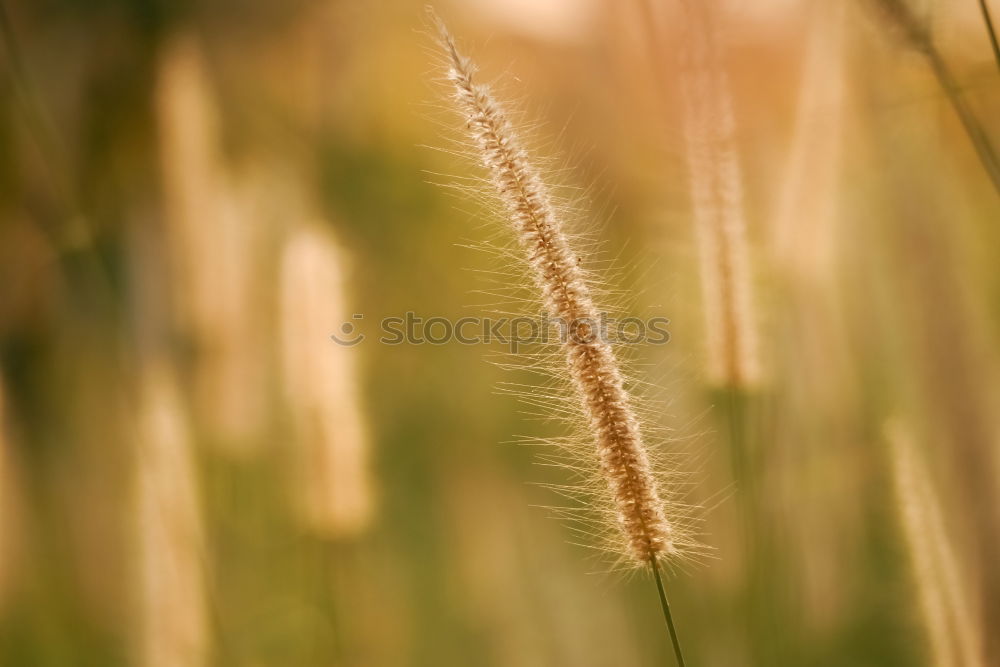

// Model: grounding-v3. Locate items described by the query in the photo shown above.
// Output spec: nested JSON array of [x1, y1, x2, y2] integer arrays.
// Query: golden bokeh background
[[1, 0, 999, 664]]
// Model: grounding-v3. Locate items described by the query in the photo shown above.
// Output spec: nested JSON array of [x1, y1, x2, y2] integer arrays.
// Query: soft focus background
[[1, 0, 999, 665]]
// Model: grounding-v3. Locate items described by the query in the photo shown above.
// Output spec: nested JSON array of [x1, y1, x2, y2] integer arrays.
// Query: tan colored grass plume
[[279, 221, 375, 538], [134, 360, 209, 667], [666, 1, 760, 388], [155, 33, 268, 454], [886, 420, 984, 667], [429, 8, 698, 570], [428, 14, 700, 658]]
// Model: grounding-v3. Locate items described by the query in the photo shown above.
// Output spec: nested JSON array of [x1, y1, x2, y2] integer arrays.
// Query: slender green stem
[[874, 0, 1000, 196], [651, 558, 686, 667], [977, 0, 1000, 74], [922, 46, 1000, 197]]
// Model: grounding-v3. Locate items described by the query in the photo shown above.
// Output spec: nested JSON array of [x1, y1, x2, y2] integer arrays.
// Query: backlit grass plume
[[134, 360, 209, 667], [280, 222, 375, 538], [677, 1, 759, 389], [429, 11, 696, 664], [886, 420, 984, 667], [156, 33, 267, 454]]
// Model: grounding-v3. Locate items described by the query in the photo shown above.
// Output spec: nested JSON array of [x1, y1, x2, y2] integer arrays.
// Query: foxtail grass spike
[[429, 10, 698, 663], [431, 9, 675, 566]]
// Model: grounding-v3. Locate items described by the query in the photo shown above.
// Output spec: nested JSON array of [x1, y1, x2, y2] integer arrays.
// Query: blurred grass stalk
[[642, 0, 770, 660], [886, 420, 984, 667], [0, 379, 18, 614], [279, 222, 375, 538], [771, 2, 846, 287], [673, 1, 760, 391], [974, 0, 1000, 73], [134, 360, 209, 667], [766, 0, 853, 648], [156, 33, 267, 455]]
